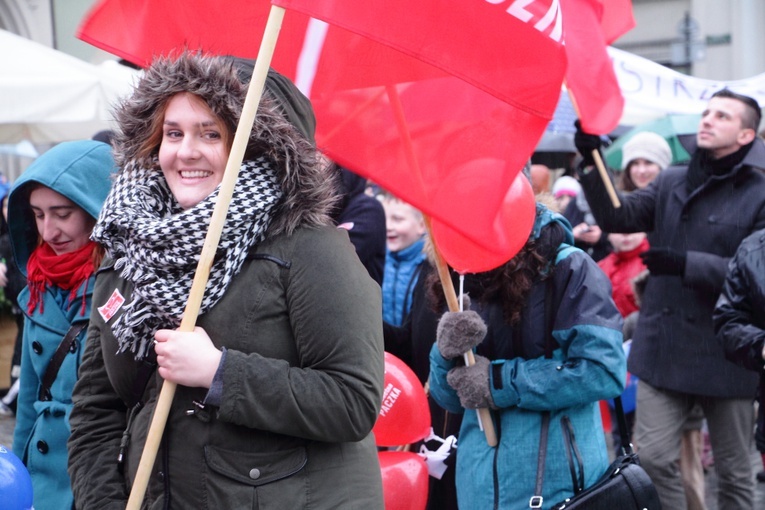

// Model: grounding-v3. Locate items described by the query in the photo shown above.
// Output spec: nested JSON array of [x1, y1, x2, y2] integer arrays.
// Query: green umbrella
[[604, 113, 701, 171]]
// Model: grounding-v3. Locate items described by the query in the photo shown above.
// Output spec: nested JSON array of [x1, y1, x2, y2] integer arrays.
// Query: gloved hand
[[574, 120, 602, 168], [446, 355, 496, 409], [436, 297, 488, 360], [640, 247, 687, 276]]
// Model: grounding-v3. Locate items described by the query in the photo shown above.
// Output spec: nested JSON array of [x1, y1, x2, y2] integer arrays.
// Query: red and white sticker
[[98, 288, 125, 322]]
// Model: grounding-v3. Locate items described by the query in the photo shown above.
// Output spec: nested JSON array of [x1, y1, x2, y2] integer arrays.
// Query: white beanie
[[621, 132, 672, 171], [552, 175, 582, 199]]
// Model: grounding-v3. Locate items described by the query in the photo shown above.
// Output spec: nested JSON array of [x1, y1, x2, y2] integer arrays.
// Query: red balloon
[[379, 451, 429, 510], [431, 172, 536, 274], [373, 352, 431, 446]]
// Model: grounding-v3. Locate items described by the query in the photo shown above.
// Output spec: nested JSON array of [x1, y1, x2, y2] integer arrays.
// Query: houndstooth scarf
[[92, 156, 282, 359]]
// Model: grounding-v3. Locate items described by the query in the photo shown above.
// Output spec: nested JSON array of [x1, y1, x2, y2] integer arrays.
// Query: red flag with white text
[[78, 0, 568, 260], [271, 0, 567, 254]]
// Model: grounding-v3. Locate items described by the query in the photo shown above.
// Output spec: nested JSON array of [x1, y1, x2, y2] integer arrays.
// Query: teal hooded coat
[[10, 140, 115, 510], [429, 205, 627, 509]]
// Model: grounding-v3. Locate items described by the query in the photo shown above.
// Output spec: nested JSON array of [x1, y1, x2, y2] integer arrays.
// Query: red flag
[[79, 0, 567, 260], [561, 0, 633, 134], [271, 0, 566, 255]]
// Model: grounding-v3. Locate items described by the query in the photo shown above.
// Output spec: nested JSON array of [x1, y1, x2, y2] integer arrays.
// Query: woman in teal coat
[[430, 204, 626, 509], [10, 140, 115, 510]]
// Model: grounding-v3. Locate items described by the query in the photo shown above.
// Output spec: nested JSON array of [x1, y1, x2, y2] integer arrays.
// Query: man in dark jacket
[[575, 89, 765, 510], [714, 228, 765, 485]]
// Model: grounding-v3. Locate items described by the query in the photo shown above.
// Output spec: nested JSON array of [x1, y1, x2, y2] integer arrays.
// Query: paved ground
[[0, 412, 13, 447], [1, 412, 763, 506]]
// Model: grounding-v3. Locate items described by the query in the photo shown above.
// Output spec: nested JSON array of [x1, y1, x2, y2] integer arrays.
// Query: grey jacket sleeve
[[578, 166, 657, 234], [685, 250, 730, 294]]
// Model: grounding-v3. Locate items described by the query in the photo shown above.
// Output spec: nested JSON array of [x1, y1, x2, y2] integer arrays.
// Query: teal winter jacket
[[9, 140, 115, 510], [429, 205, 626, 509]]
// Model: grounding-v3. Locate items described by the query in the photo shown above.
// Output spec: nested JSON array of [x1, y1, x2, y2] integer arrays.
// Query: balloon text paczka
[[373, 352, 431, 447]]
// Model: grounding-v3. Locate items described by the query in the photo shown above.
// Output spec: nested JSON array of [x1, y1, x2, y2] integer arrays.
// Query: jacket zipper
[[492, 411, 501, 510]]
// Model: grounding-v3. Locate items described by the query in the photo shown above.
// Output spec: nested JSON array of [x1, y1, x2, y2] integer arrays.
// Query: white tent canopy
[[0, 29, 139, 144]]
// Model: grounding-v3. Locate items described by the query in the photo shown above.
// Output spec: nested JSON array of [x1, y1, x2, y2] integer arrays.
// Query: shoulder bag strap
[[530, 275, 556, 508], [613, 396, 632, 455], [39, 321, 88, 401]]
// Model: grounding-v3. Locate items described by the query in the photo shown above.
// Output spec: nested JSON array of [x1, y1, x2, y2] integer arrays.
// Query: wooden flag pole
[[567, 88, 621, 208], [126, 6, 286, 509], [384, 82, 497, 447], [424, 217, 498, 447], [591, 148, 621, 208]]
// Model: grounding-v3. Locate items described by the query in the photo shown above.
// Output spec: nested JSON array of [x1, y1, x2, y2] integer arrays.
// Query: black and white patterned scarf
[[92, 156, 282, 359]]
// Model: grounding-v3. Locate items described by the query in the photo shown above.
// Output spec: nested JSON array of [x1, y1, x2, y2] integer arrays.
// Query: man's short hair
[[711, 88, 762, 132]]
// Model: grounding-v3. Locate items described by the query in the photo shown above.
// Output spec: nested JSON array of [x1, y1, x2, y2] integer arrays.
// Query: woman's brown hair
[[134, 93, 235, 165]]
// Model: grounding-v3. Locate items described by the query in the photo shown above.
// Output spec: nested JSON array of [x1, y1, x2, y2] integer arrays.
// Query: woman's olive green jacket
[[67, 226, 385, 509]]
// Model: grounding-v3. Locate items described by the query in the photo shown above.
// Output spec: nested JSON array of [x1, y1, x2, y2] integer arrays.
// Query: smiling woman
[[158, 93, 230, 210], [67, 53, 385, 509]]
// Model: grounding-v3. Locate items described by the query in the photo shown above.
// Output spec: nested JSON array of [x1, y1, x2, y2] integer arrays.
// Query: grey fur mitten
[[436, 299, 488, 360], [446, 355, 496, 409]]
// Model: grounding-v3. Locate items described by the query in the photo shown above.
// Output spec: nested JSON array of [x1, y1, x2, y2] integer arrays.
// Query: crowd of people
[[0, 51, 764, 510]]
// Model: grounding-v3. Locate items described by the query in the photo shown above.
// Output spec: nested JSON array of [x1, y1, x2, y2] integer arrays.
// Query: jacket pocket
[[203, 445, 308, 509]]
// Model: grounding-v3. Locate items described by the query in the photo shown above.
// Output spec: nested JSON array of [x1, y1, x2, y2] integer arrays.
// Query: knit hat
[[621, 132, 672, 171], [552, 175, 581, 199]]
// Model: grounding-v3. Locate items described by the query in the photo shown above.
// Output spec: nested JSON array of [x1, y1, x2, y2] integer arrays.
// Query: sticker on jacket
[[98, 288, 125, 322]]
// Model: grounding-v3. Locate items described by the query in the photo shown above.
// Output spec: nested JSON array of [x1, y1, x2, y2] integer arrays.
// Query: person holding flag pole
[[429, 201, 627, 509], [67, 46, 386, 510], [576, 88, 765, 509]]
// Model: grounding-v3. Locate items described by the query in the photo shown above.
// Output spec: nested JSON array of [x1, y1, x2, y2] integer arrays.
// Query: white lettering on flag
[[533, 0, 562, 42], [507, 0, 535, 22], [487, 0, 563, 43]]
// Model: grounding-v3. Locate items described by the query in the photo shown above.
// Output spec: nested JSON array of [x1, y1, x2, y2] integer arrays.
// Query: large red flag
[[561, 0, 634, 134], [270, 0, 565, 256], [78, 0, 567, 261]]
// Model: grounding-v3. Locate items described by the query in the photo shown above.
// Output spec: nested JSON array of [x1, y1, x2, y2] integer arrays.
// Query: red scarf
[[26, 241, 98, 316]]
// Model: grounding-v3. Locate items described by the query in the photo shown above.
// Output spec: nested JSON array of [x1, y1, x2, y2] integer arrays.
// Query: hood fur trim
[[113, 52, 337, 236]]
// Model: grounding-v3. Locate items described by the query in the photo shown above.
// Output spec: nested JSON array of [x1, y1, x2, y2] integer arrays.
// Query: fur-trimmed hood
[[112, 53, 337, 237]]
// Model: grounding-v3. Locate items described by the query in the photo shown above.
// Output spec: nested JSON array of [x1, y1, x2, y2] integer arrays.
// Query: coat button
[[249, 468, 261, 480], [69, 341, 77, 354], [32, 341, 43, 354], [37, 440, 49, 454]]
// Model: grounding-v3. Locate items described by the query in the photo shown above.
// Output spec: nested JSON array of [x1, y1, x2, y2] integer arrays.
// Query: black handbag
[[530, 278, 661, 509], [545, 396, 662, 509]]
